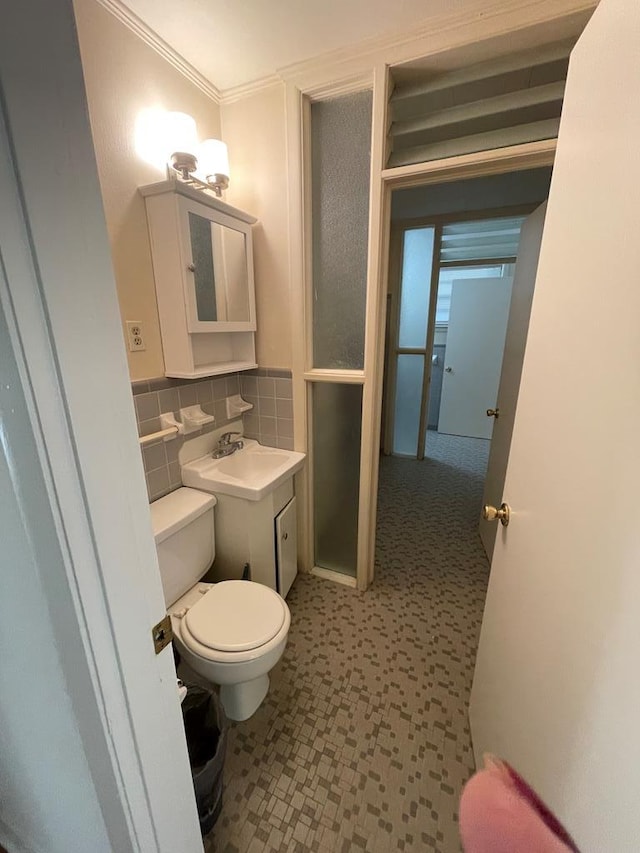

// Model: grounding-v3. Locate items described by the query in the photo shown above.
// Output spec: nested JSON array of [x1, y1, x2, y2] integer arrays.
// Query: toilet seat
[[175, 581, 290, 664]]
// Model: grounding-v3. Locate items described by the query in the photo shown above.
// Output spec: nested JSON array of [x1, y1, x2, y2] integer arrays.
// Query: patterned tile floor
[[204, 433, 491, 853]]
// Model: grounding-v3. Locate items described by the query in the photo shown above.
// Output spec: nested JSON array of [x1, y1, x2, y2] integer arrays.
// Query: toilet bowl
[[170, 579, 290, 720], [150, 487, 290, 721]]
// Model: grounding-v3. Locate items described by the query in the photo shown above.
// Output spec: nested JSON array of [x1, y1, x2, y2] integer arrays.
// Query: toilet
[[150, 487, 290, 721]]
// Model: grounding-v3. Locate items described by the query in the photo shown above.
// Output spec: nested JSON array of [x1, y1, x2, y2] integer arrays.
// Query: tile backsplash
[[239, 368, 293, 451], [134, 369, 293, 502]]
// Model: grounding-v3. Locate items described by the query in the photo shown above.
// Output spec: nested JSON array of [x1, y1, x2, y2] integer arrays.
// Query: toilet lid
[[184, 581, 287, 653]]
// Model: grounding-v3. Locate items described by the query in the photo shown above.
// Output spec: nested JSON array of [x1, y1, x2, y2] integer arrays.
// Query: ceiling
[[117, 0, 490, 91]]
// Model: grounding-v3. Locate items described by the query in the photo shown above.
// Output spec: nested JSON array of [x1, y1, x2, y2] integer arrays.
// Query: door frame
[[286, 71, 380, 590], [362, 136, 556, 588], [1, 2, 202, 849], [384, 203, 535, 459]]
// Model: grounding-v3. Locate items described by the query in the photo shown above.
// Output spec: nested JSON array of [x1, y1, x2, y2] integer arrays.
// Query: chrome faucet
[[212, 431, 244, 459]]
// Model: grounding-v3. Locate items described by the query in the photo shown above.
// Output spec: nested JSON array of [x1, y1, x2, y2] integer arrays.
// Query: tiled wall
[[239, 368, 294, 451], [133, 369, 293, 502]]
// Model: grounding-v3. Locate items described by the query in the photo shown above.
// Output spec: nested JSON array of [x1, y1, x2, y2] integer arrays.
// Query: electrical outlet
[[126, 321, 146, 351]]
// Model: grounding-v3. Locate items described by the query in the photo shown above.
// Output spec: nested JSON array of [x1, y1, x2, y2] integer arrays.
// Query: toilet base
[[220, 674, 270, 721]]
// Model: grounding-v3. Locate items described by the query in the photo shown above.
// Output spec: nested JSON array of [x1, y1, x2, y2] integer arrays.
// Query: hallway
[[207, 435, 491, 852]]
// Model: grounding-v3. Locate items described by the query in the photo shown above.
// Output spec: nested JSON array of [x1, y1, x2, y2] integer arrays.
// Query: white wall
[[221, 84, 293, 369], [75, 2, 294, 375], [74, 0, 222, 381]]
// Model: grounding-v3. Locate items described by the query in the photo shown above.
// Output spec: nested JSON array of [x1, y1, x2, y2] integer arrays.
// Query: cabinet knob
[[282, 532, 288, 540], [187, 263, 196, 272]]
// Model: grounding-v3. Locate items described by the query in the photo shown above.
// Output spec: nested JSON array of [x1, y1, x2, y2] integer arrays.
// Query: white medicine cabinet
[[140, 179, 258, 378]]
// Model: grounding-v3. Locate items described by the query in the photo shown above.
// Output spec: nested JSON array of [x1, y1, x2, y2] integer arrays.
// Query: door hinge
[[152, 614, 173, 655]]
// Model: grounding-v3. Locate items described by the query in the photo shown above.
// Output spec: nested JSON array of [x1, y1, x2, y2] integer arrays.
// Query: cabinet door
[[275, 497, 297, 598], [178, 197, 256, 333]]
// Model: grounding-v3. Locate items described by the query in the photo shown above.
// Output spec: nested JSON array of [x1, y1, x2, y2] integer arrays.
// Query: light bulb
[[135, 109, 198, 171], [197, 139, 230, 182], [165, 112, 197, 156]]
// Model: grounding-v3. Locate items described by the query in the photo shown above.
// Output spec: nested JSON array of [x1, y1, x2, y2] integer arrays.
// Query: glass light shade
[[197, 139, 230, 180], [135, 109, 197, 172], [164, 111, 197, 155]]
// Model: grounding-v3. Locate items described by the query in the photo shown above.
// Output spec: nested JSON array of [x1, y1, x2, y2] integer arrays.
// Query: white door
[[479, 203, 546, 559], [438, 277, 513, 439], [470, 1, 640, 849]]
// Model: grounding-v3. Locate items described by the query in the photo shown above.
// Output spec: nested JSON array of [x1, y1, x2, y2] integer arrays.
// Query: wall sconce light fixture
[[165, 113, 230, 197], [136, 109, 230, 197]]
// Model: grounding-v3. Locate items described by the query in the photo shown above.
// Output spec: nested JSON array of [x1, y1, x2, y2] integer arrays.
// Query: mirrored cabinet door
[[188, 212, 251, 324], [180, 197, 256, 333]]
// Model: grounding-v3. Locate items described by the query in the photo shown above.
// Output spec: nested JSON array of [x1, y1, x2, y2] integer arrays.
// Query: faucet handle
[[219, 431, 243, 445]]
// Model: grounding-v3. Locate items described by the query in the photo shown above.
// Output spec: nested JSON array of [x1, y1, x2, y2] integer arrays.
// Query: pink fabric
[[460, 757, 580, 853]]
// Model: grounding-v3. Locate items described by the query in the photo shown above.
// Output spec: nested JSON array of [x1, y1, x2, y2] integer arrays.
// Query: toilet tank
[[150, 487, 217, 607]]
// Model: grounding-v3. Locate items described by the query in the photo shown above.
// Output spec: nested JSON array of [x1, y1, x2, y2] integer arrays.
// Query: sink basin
[[181, 438, 305, 501], [216, 448, 285, 480]]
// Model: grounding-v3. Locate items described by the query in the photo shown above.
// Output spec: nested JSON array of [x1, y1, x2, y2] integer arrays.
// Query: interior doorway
[[383, 212, 527, 461], [376, 168, 552, 570]]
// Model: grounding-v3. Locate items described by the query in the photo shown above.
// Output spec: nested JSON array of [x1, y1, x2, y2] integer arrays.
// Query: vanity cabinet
[[209, 478, 298, 597], [140, 179, 258, 378]]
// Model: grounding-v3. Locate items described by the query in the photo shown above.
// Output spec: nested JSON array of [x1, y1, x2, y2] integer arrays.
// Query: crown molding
[[305, 71, 374, 102], [219, 74, 282, 106], [277, 0, 596, 93], [218, 70, 375, 107], [94, 0, 222, 105], [95, 0, 595, 108]]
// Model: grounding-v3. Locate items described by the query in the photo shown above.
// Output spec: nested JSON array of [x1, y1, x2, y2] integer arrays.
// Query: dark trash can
[[181, 684, 228, 835]]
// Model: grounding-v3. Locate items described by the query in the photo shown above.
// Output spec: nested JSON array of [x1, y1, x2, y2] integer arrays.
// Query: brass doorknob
[[482, 503, 510, 526], [486, 408, 500, 418]]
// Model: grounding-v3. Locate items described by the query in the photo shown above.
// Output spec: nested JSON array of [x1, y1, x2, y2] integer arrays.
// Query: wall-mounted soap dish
[[180, 405, 215, 433], [226, 394, 254, 419], [159, 405, 215, 436], [160, 411, 185, 435]]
